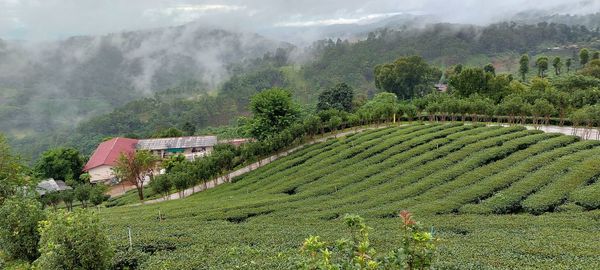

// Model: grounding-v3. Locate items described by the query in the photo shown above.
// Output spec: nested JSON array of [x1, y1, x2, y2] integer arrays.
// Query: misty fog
[[0, 0, 599, 159]]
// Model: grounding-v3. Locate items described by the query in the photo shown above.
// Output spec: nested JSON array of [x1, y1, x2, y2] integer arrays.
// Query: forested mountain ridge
[[56, 21, 600, 157], [302, 21, 600, 91], [513, 11, 600, 29], [0, 23, 289, 141], [5, 19, 600, 162]]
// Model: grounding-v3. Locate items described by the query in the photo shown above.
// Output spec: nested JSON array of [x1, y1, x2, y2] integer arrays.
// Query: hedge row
[[570, 180, 600, 210], [241, 126, 405, 192], [258, 124, 445, 194], [224, 124, 479, 216], [289, 124, 476, 195], [391, 135, 579, 213], [416, 138, 600, 214], [521, 153, 600, 214], [314, 126, 530, 215], [376, 132, 560, 209], [361, 132, 555, 215], [282, 125, 495, 210], [292, 125, 490, 197], [460, 142, 598, 214]]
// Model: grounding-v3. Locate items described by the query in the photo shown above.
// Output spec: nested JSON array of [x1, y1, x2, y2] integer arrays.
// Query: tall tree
[[449, 67, 487, 97], [374, 56, 441, 99], [566, 58, 572, 73], [519, 54, 529, 81], [317, 83, 354, 112], [181, 122, 196, 136], [536, 57, 549, 78], [113, 150, 157, 201], [483, 63, 496, 76], [0, 134, 26, 203], [579, 59, 600, 79], [152, 127, 183, 138], [74, 184, 91, 208], [358, 92, 398, 124], [248, 88, 300, 140], [35, 148, 83, 182], [580, 48, 590, 67], [149, 174, 173, 199], [552, 57, 562, 76]]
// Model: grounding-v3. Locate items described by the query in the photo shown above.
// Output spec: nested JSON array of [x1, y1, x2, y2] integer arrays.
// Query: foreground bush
[[299, 211, 437, 269], [34, 209, 113, 270], [0, 196, 46, 262]]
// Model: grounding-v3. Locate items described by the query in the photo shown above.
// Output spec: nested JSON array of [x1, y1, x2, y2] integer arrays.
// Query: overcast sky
[[1, 0, 598, 41]]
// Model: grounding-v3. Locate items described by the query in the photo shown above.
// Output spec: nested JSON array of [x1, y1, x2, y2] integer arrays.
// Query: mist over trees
[[3, 15, 600, 161], [0, 25, 290, 159]]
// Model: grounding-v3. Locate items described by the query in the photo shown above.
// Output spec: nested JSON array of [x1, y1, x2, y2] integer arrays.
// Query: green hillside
[[102, 123, 600, 269]]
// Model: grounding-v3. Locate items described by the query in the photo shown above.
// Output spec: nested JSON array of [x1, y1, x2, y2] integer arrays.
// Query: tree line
[[125, 49, 600, 201]]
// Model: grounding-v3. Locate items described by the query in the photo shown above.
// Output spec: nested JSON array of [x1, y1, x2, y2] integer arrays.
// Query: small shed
[[36, 178, 72, 196]]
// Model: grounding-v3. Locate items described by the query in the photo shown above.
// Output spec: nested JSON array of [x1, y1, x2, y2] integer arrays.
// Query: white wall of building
[[88, 165, 115, 184]]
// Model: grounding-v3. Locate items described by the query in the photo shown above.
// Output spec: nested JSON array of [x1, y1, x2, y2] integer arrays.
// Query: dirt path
[[488, 123, 599, 140]]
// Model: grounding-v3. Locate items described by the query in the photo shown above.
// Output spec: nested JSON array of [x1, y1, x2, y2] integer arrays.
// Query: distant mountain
[[259, 13, 439, 45], [0, 23, 289, 138], [512, 11, 600, 29]]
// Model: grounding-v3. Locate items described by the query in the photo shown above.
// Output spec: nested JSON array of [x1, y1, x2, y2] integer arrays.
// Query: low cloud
[[1, 0, 598, 41], [143, 4, 246, 24], [275, 12, 405, 27]]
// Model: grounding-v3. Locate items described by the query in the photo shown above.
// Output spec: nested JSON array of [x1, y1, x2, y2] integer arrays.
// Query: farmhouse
[[83, 135, 219, 185], [83, 137, 138, 184]]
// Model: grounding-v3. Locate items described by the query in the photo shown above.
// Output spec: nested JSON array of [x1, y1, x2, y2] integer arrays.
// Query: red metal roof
[[83, 137, 138, 171]]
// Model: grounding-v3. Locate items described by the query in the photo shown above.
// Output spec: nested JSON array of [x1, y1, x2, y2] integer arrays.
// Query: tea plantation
[[102, 123, 600, 269]]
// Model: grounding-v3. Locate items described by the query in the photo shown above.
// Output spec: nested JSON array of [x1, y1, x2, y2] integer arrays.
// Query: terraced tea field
[[102, 124, 600, 269]]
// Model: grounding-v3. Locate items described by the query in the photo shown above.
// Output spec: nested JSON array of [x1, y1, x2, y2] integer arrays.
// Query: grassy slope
[[101, 124, 600, 269]]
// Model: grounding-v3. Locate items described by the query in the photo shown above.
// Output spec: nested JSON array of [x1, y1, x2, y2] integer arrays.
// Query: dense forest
[[0, 24, 288, 156]]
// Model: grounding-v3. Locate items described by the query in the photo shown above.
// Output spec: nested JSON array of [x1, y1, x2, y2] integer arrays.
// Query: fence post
[[128, 226, 133, 250]]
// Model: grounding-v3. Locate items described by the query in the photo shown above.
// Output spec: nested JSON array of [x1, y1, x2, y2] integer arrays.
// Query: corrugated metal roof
[[36, 178, 72, 195], [137, 136, 217, 150]]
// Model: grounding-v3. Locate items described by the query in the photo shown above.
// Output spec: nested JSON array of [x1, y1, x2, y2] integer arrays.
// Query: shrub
[[75, 184, 92, 208], [299, 211, 437, 269], [90, 185, 108, 208], [34, 209, 113, 270], [571, 180, 600, 210], [0, 196, 46, 262], [172, 172, 191, 198], [42, 191, 62, 209], [150, 174, 173, 199], [61, 189, 75, 211], [112, 248, 149, 270], [522, 157, 600, 214]]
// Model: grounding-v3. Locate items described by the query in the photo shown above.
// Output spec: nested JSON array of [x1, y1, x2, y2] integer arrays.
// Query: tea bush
[[34, 209, 113, 270], [299, 211, 436, 270], [0, 196, 45, 262], [98, 124, 600, 269]]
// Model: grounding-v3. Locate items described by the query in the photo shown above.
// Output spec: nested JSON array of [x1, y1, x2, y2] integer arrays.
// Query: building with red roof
[[83, 135, 246, 187], [83, 137, 138, 184]]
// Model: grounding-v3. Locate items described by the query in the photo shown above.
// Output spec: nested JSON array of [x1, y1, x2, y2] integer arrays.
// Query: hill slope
[[0, 24, 286, 143], [103, 123, 600, 269]]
